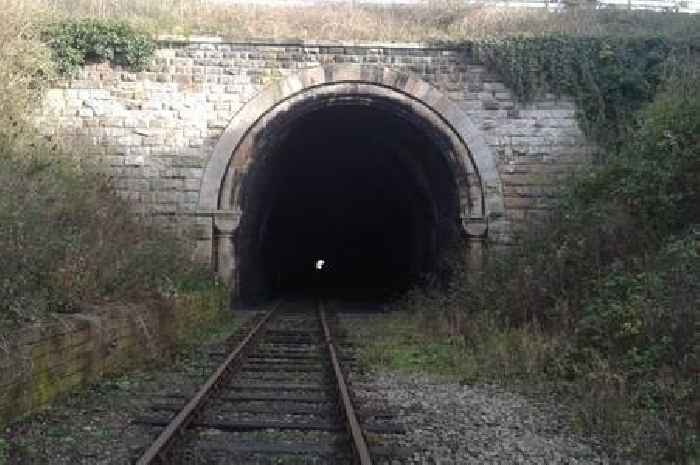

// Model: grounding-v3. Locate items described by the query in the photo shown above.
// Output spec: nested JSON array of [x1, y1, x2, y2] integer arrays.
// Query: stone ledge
[[0, 293, 225, 427], [155, 35, 464, 50]]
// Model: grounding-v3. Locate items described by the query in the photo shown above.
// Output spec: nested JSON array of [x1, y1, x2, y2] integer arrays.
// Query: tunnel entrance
[[198, 70, 502, 304], [236, 102, 463, 302]]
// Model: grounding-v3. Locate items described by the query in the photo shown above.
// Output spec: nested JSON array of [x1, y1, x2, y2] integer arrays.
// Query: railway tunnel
[[238, 103, 461, 301], [200, 70, 499, 304]]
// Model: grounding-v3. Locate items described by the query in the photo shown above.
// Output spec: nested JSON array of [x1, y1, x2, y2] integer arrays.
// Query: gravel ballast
[[354, 372, 611, 465], [336, 309, 613, 465], [2, 308, 616, 464]]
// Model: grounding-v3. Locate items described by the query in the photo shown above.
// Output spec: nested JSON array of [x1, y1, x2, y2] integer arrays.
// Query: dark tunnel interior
[[236, 101, 462, 303]]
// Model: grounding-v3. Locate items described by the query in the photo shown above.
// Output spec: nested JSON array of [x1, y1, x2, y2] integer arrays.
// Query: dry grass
[[0, 0, 215, 330], [0, 1, 54, 132], [18, 0, 700, 42]]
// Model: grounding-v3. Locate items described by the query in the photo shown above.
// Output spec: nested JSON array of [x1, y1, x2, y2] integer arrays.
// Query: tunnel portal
[[234, 99, 465, 302]]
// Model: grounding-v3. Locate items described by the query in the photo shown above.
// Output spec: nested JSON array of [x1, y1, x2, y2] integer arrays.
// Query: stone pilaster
[[212, 212, 241, 289]]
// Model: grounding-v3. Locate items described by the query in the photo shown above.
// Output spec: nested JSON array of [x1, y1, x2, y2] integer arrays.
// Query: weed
[[45, 19, 155, 74], [3, 0, 700, 42], [0, 144, 214, 328], [364, 73, 700, 463]]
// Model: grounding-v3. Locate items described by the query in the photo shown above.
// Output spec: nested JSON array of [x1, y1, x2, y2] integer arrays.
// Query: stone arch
[[196, 64, 506, 295]]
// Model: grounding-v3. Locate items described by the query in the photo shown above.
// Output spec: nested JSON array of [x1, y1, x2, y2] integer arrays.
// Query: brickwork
[[36, 39, 594, 236], [0, 294, 224, 427]]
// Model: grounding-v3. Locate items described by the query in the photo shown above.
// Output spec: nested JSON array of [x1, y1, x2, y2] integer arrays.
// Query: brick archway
[[196, 64, 506, 292]]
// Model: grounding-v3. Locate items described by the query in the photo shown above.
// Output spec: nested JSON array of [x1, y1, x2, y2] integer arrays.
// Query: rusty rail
[[319, 301, 373, 465], [134, 305, 277, 465]]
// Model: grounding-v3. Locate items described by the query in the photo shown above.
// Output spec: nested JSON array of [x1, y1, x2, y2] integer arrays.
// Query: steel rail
[[319, 301, 373, 465], [135, 304, 278, 465]]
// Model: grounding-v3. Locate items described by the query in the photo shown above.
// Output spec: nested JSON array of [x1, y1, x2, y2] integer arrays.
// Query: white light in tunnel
[[315, 259, 325, 270]]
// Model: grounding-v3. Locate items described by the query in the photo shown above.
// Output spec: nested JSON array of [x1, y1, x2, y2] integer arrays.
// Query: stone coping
[[155, 34, 464, 49]]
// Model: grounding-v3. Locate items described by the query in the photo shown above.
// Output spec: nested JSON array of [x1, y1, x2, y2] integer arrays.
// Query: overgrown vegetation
[[0, 298, 240, 465], [0, 2, 54, 136], [45, 19, 155, 74], [0, 1, 214, 331], [8, 0, 700, 42], [0, 437, 7, 465], [0, 142, 212, 327], [478, 36, 696, 147], [0, 0, 698, 461], [373, 68, 700, 463]]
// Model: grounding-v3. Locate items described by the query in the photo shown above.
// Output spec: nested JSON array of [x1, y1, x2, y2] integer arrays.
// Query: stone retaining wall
[[0, 293, 225, 427], [36, 39, 594, 236]]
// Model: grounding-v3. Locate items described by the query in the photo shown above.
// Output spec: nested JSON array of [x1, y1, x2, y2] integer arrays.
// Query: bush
[[504, 70, 700, 325], [0, 138, 213, 328], [0, 6, 204, 330], [0, 1, 54, 134], [392, 71, 700, 463], [561, 234, 699, 461], [575, 236, 698, 372], [45, 19, 155, 74]]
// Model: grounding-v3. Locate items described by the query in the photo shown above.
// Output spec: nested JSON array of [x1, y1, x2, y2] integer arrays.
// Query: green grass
[[354, 308, 697, 463], [354, 311, 555, 384], [172, 313, 240, 374], [356, 74, 700, 464]]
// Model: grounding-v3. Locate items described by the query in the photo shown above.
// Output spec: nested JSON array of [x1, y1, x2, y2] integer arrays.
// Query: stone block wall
[[35, 39, 594, 237], [0, 293, 226, 427]]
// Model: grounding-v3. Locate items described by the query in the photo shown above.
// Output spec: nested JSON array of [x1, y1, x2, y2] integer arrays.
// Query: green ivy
[[45, 19, 155, 75], [476, 36, 689, 150]]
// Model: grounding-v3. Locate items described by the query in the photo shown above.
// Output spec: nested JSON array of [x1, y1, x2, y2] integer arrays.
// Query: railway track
[[133, 299, 408, 465]]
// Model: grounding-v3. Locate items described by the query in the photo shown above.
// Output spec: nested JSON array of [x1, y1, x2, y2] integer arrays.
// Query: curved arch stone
[[223, 83, 481, 218], [196, 64, 508, 285]]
